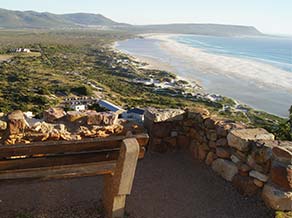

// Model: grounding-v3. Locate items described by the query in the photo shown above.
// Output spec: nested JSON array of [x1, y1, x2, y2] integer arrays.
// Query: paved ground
[[0, 152, 274, 218]]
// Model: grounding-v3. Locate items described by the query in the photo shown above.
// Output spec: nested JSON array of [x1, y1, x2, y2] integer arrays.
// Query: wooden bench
[[0, 133, 149, 218]]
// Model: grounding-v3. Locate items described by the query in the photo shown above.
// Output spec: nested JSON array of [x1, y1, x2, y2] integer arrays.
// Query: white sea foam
[[147, 34, 292, 92]]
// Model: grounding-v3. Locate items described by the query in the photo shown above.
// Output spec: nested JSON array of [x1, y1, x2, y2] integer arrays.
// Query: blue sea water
[[116, 35, 292, 117], [173, 35, 292, 72]]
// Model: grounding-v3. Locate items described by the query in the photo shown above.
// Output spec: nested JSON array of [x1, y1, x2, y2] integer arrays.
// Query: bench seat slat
[[0, 150, 120, 171], [0, 161, 116, 182], [0, 133, 149, 159]]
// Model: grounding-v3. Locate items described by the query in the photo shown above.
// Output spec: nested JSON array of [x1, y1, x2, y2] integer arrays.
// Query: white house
[[70, 104, 86, 112]]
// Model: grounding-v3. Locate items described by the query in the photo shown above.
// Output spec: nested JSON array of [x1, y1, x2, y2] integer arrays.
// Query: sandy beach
[[147, 34, 292, 92], [115, 34, 292, 116]]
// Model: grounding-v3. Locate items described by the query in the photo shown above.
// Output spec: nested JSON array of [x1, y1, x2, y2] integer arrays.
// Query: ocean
[[116, 34, 292, 117]]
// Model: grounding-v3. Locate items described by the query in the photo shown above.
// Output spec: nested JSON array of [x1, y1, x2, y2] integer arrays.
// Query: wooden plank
[[0, 149, 146, 171], [0, 133, 149, 159], [0, 150, 120, 171], [0, 161, 116, 182]]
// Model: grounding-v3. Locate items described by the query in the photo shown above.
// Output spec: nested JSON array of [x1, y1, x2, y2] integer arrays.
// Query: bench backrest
[[0, 133, 149, 182]]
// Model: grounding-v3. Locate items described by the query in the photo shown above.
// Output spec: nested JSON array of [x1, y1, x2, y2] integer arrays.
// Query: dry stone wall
[[144, 108, 292, 211]]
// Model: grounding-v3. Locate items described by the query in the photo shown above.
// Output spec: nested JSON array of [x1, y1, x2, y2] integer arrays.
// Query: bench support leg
[[103, 138, 140, 218]]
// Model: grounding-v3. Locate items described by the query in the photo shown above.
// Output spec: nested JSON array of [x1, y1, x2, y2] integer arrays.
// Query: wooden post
[[103, 138, 140, 218]]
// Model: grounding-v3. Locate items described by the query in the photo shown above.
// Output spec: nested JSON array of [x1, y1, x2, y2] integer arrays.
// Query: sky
[[1, 0, 292, 35]]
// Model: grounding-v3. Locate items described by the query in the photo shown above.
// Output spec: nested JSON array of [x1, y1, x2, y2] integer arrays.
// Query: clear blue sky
[[1, 0, 292, 35]]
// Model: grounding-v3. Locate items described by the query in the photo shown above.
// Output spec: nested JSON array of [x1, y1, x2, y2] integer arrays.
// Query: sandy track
[[0, 152, 273, 218]]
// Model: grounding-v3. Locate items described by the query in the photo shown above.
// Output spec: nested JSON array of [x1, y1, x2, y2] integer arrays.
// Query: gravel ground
[[0, 152, 274, 218]]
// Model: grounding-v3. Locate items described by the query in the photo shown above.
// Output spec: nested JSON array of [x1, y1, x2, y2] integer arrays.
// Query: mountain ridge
[[0, 8, 263, 36]]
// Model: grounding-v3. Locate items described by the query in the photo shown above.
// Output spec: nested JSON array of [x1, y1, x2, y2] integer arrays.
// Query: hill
[[0, 8, 124, 29], [132, 23, 262, 36], [0, 8, 262, 36]]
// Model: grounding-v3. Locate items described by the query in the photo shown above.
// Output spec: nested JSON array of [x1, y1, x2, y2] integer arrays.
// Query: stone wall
[[145, 108, 292, 211]]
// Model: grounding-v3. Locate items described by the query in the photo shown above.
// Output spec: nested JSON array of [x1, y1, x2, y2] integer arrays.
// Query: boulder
[[204, 117, 217, 129], [253, 179, 264, 188], [212, 159, 238, 181], [205, 151, 217, 166], [238, 164, 251, 177], [272, 141, 292, 164], [206, 129, 217, 141], [249, 170, 269, 182], [151, 122, 172, 138], [198, 144, 209, 161], [216, 138, 228, 147], [43, 108, 66, 123], [230, 155, 241, 164], [144, 108, 185, 123], [227, 128, 275, 152], [262, 184, 292, 211], [232, 175, 259, 196], [66, 111, 86, 122], [187, 108, 210, 120], [216, 147, 231, 159], [7, 110, 29, 135], [271, 162, 292, 190], [176, 135, 190, 149]]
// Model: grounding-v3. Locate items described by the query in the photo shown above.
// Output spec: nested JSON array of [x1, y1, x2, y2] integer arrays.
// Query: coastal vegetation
[[0, 29, 290, 140]]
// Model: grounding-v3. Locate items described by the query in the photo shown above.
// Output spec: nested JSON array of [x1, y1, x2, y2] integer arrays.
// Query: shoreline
[[113, 34, 292, 117]]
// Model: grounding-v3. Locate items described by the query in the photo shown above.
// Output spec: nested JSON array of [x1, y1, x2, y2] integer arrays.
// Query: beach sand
[[115, 34, 292, 116], [148, 34, 292, 92]]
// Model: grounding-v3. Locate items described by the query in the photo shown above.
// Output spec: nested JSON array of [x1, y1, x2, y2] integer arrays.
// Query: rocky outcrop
[[212, 158, 238, 181], [0, 109, 145, 145], [43, 107, 66, 123], [262, 184, 292, 211]]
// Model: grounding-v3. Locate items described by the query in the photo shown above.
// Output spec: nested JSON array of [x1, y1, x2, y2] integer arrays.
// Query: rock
[[206, 130, 217, 141], [144, 108, 185, 123], [204, 117, 217, 129], [86, 111, 118, 126], [216, 147, 231, 159], [0, 120, 7, 131], [66, 111, 86, 122], [227, 128, 275, 152], [247, 154, 270, 173], [7, 110, 29, 135], [176, 135, 190, 149], [43, 108, 66, 123], [271, 162, 292, 190], [250, 141, 273, 165], [262, 184, 292, 211], [254, 179, 264, 188], [212, 159, 238, 181], [216, 123, 231, 137], [164, 137, 177, 149], [216, 138, 228, 147], [86, 111, 103, 125], [232, 175, 259, 196], [187, 108, 210, 120], [171, 131, 178, 137], [103, 112, 118, 125], [249, 170, 269, 182], [31, 122, 54, 133], [198, 144, 209, 161], [208, 140, 216, 148], [151, 122, 172, 138], [235, 150, 248, 162], [272, 141, 292, 164], [230, 154, 241, 164], [238, 164, 251, 176], [205, 151, 217, 165]]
